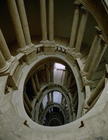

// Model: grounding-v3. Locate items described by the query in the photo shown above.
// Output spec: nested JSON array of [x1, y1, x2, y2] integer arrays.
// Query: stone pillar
[[51, 92, 53, 103], [83, 35, 98, 73], [73, 93, 77, 105], [46, 66, 50, 83], [87, 37, 102, 80], [7, 0, 26, 49], [16, 0, 31, 45], [63, 70, 68, 86], [69, 1, 80, 48], [49, 0, 54, 41], [35, 103, 40, 122], [50, 63, 54, 82], [24, 99, 31, 117], [34, 74, 40, 91], [24, 93, 32, 111], [47, 93, 50, 104], [40, 0, 48, 41], [75, 7, 88, 52], [0, 29, 12, 61], [0, 51, 8, 72], [31, 76, 37, 96], [67, 74, 72, 88], [87, 76, 105, 106], [95, 40, 107, 70]]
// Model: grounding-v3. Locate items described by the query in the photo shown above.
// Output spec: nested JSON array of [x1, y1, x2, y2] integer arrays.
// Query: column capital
[[95, 26, 108, 47], [98, 34, 108, 46], [80, 6, 88, 13], [74, 0, 82, 6], [95, 27, 108, 48], [95, 26, 102, 35]]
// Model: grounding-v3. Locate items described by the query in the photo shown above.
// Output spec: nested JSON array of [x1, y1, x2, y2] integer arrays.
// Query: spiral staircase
[[0, 0, 108, 139]]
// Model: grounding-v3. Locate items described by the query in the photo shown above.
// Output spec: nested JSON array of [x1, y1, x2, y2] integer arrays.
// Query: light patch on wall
[[42, 95, 48, 109], [53, 91, 62, 104], [54, 63, 65, 70]]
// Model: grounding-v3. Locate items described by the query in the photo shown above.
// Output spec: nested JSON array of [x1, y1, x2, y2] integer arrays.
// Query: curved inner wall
[[23, 58, 82, 126]]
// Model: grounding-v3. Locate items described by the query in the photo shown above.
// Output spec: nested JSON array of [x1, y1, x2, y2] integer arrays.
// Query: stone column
[[87, 37, 102, 80], [35, 103, 40, 122], [16, 0, 31, 45], [50, 63, 54, 82], [95, 40, 107, 70], [7, 0, 26, 49], [47, 93, 50, 104], [0, 29, 12, 61], [49, 0, 54, 41], [75, 7, 88, 52], [34, 74, 40, 91], [63, 71, 67, 86], [46, 66, 50, 83], [24, 99, 31, 117], [51, 92, 53, 103], [83, 35, 98, 73], [31, 76, 37, 96], [24, 93, 32, 111], [0, 51, 8, 72], [69, 1, 80, 48], [87, 76, 105, 106], [73, 93, 77, 105], [40, 0, 48, 41]]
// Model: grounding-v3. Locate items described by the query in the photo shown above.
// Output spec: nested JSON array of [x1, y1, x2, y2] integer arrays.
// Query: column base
[[73, 52, 81, 58], [82, 76, 94, 86], [40, 40, 56, 47], [0, 62, 10, 75], [8, 56, 15, 63], [0, 55, 20, 76], [83, 103, 90, 114], [67, 48, 81, 58], [40, 40, 49, 46], [73, 49, 82, 58], [80, 70, 88, 77], [48, 40, 56, 46], [17, 43, 35, 54], [67, 47, 75, 53], [67, 47, 75, 55]]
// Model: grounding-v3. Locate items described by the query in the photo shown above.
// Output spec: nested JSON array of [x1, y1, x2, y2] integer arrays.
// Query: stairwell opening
[[23, 57, 84, 127]]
